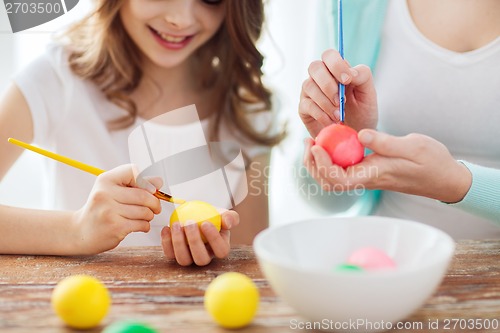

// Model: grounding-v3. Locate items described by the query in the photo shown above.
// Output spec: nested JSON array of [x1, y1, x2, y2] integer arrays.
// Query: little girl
[[0, 0, 284, 265]]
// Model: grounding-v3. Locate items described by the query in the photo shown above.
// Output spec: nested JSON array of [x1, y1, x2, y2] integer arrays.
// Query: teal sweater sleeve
[[331, 0, 388, 71], [326, 0, 388, 215], [448, 161, 500, 225]]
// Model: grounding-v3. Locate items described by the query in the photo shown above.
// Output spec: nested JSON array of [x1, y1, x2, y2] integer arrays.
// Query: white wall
[[262, 0, 341, 226]]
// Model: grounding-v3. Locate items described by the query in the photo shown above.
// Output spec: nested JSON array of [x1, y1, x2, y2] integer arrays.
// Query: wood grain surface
[[0, 241, 499, 332]]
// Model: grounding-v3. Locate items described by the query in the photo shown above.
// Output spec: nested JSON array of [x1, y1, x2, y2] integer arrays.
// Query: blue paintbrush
[[338, 0, 345, 123]]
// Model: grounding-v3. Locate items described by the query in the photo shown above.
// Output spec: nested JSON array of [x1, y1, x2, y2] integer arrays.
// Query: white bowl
[[253, 217, 455, 332]]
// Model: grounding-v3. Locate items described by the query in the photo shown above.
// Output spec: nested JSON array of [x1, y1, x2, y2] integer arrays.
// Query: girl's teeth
[[158, 32, 186, 43]]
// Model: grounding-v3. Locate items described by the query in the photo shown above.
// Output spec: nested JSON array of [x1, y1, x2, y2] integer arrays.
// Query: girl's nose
[[163, 0, 195, 30]]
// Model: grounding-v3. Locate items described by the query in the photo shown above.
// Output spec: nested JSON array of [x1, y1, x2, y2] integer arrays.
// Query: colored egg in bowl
[[253, 217, 455, 332]]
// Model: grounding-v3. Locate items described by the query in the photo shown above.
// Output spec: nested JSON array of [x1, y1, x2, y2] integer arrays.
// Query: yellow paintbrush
[[8, 137, 185, 204]]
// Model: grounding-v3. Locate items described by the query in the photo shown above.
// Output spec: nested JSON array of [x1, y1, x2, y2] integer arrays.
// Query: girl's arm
[[0, 84, 34, 180], [0, 206, 78, 255], [0, 164, 162, 256], [0, 84, 162, 255]]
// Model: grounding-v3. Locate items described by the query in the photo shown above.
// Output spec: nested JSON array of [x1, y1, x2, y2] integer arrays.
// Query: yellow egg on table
[[51, 275, 111, 329], [169, 200, 221, 243], [204, 272, 259, 329]]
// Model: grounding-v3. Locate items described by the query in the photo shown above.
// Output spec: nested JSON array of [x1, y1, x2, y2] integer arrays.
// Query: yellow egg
[[51, 275, 111, 329], [204, 272, 259, 329], [169, 200, 221, 243]]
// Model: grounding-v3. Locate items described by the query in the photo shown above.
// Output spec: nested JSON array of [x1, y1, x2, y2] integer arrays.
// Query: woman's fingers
[[308, 60, 339, 105], [359, 129, 420, 159], [309, 145, 339, 190], [302, 76, 338, 115], [299, 95, 338, 127], [321, 49, 356, 86], [306, 143, 368, 191], [303, 137, 315, 166], [349, 64, 373, 87]]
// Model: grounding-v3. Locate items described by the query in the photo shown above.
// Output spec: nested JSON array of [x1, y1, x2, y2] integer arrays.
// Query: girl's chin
[[145, 56, 189, 71]]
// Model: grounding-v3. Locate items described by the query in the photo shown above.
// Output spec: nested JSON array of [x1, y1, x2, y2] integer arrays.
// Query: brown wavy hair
[[62, 0, 285, 147]]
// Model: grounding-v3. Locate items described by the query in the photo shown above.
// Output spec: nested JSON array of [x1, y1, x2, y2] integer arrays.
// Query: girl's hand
[[303, 130, 472, 203], [299, 49, 378, 136], [160, 210, 240, 266], [71, 164, 162, 255]]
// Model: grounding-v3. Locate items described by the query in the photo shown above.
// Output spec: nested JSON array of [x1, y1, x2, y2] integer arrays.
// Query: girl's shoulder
[[13, 43, 107, 145], [15, 43, 75, 88]]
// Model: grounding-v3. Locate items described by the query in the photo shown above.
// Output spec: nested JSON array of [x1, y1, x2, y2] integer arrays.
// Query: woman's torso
[[374, 0, 500, 239]]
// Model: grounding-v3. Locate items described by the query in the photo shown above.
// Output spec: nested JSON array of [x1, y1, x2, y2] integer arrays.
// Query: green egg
[[102, 321, 158, 333], [334, 263, 364, 272]]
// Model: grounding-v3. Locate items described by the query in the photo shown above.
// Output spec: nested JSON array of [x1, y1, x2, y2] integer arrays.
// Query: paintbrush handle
[[8, 138, 104, 175], [7, 138, 185, 204], [338, 0, 345, 123]]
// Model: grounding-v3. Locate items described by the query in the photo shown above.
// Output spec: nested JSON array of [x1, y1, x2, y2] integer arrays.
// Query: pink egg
[[347, 247, 396, 270], [315, 124, 364, 168]]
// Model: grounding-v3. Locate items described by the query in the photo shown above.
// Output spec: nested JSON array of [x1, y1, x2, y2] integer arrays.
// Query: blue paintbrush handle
[[338, 0, 345, 123]]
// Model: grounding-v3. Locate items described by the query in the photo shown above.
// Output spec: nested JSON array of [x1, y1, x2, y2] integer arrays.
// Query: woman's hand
[[160, 210, 240, 266], [303, 129, 472, 203], [299, 49, 378, 136], [71, 164, 162, 255]]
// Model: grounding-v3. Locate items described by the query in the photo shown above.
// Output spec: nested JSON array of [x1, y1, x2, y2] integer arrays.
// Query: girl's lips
[[149, 27, 194, 50]]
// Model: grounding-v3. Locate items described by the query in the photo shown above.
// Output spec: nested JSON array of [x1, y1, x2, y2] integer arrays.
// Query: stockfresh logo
[[3, 0, 79, 33]]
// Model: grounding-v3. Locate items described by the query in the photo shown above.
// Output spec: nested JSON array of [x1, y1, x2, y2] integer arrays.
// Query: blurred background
[[0, 0, 334, 227]]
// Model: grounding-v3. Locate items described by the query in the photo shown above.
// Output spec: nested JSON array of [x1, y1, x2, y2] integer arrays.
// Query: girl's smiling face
[[120, 0, 225, 70]]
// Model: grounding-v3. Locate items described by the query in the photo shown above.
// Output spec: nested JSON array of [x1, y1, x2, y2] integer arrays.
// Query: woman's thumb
[[358, 129, 407, 158]]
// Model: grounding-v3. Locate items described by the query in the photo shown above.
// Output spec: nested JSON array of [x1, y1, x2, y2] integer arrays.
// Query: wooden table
[[0, 241, 499, 333]]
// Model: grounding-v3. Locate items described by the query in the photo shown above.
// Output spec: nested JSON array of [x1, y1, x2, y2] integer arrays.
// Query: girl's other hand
[[299, 49, 378, 136], [160, 210, 240, 266], [71, 164, 162, 255]]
